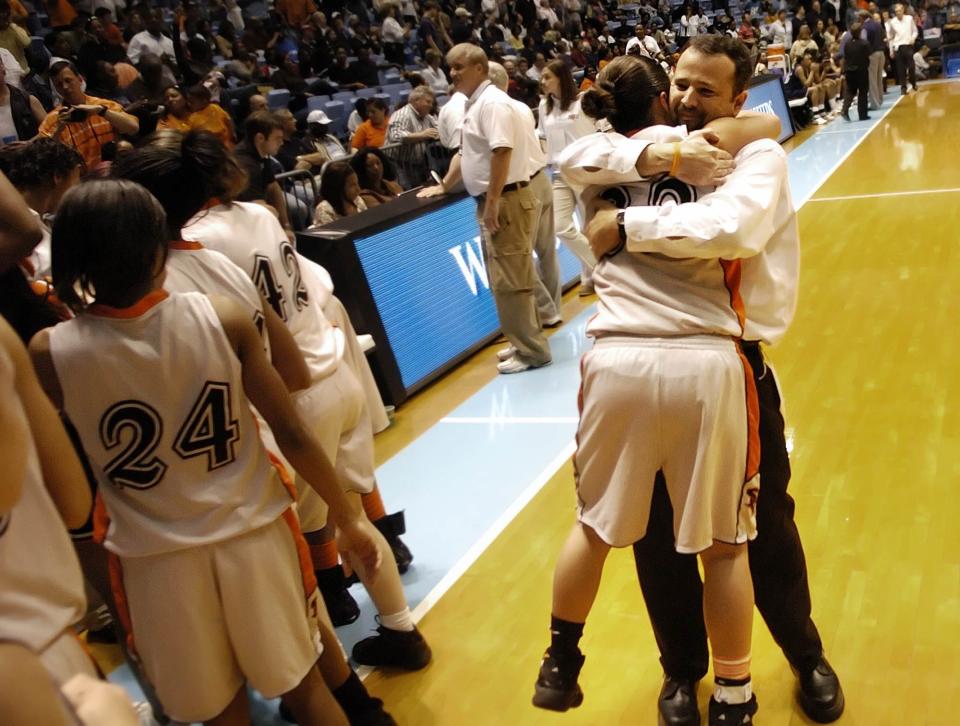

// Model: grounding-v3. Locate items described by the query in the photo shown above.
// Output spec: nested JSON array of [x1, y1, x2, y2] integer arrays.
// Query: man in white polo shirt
[[419, 43, 551, 374]]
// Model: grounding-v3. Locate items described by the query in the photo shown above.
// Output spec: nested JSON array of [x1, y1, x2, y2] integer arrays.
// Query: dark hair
[[4, 138, 83, 189], [319, 160, 358, 217], [366, 97, 389, 114], [580, 55, 669, 135], [349, 147, 397, 191], [111, 137, 215, 239], [52, 180, 168, 311], [687, 35, 753, 95], [50, 60, 81, 80], [244, 109, 282, 141], [544, 59, 578, 114]]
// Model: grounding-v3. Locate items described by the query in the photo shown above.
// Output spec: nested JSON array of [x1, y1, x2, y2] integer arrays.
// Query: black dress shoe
[[658, 676, 700, 726], [796, 656, 845, 723]]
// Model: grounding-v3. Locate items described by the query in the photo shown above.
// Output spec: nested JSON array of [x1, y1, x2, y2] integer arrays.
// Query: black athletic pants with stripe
[[632, 341, 824, 680]]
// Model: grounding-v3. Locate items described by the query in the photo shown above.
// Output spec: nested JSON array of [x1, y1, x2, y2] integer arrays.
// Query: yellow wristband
[[669, 141, 682, 177]]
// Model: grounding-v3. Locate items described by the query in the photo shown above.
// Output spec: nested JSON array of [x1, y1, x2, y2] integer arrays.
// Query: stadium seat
[[267, 88, 291, 110], [373, 93, 392, 111], [307, 95, 331, 111], [356, 87, 378, 99], [332, 90, 355, 102]]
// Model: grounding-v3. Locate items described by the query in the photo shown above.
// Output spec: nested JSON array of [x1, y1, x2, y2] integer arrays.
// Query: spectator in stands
[[312, 159, 367, 226], [248, 93, 268, 113], [527, 52, 547, 81], [451, 7, 473, 44], [0, 1, 29, 73], [234, 110, 295, 237], [185, 83, 234, 148], [44, 0, 77, 31], [347, 96, 367, 135], [94, 8, 126, 53], [769, 9, 793, 49], [351, 146, 403, 207], [22, 46, 54, 112], [351, 96, 389, 149], [38, 60, 139, 173], [85, 61, 130, 105], [128, 8, 176, 68], [914, 44, 937, 79], [792, 6, 810, 43], [387, 85, 439, 144], [381, 3, 409, 65], [328, 46, 364, 89], [294, 109, 348, 169], [791, 26, 821, 64], [419, 1, 452, 55], [350, 46, 382, 88], [156, 86, 191, 132], [0, 60, 43, 144], [276, 0, 317, 30], [421, 48, 450, 94]]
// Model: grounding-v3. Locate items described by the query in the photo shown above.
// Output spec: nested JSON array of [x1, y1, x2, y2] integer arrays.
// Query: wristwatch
[[97, 105, 108, 116], [616, 209, 627, 245]]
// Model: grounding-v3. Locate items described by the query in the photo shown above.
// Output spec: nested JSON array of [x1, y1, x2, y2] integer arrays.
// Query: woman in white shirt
[[420, 48, 450, 95], [379, 4, 407, 66], [537, 59, 597, 293]]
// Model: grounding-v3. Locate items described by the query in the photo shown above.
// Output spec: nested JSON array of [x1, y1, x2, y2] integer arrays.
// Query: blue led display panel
[[744, 76, 796, 144], [354, 196, 583, 390]]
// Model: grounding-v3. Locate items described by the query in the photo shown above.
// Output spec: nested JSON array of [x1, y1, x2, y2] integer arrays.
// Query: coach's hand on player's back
[[337, 517, 383, 577], [585, 202, 621, 260], [674, 131, 735, 187]]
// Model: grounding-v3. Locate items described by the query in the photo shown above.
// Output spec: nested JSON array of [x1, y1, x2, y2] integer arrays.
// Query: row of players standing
[[0, 127, 443, 724]]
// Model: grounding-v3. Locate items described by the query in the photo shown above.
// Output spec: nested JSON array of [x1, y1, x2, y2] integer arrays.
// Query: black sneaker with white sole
[[708, 694, 758, 725], [372, 511, 413, 574], [351, 625, 432, 670], [532, 648, 585, 712]]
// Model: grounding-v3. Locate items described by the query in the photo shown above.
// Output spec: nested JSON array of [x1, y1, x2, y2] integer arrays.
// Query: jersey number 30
[[99, 382, 240, 489]]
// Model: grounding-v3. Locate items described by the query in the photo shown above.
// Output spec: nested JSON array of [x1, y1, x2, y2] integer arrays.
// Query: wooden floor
[[361, 82, 960, 725]]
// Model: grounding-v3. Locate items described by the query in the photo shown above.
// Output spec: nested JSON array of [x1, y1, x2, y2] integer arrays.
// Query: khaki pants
[[477, 186, 551, 365], [529, 169, 562, 322], [868, 50, 885, 109]]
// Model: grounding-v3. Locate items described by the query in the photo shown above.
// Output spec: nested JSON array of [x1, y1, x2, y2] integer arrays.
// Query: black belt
[[501, 180, 530, 193], [531, 167, 545, 179]]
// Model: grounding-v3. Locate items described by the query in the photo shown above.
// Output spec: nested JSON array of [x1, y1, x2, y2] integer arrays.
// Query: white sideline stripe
[[807, 187, 960, 203], [410, 440, 576, 622], [793, 94, 903, 208], [440, 415, 580, 424]]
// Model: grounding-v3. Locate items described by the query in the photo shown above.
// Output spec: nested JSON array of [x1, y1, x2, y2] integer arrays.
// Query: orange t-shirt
[[351, 119, 388, 150], [188, 104, 235, 148], [579, 78, 594, 92], [275, 0, 317, 28], [10, 0, 28, 21], [46, 0, 78, 28]]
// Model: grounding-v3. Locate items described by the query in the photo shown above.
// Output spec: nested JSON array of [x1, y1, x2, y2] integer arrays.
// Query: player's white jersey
[[164, 241, 268, 354], [48, 291, 291, 558], [563, 126, 746, 340], [184, 202, 340, 381], [0, 348, 86, 653], [560, 127, 799, 345]]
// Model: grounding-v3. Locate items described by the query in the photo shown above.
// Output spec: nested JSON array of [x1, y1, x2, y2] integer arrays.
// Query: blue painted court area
[[107, 91, 903, 723]]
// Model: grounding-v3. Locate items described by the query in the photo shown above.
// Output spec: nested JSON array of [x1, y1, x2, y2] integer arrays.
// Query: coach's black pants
[[843, 68, 870, 120], [895, 44, 918, 92], [632, 342, 824, 681]]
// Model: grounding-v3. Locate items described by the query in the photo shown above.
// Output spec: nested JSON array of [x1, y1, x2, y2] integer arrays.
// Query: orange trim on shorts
[[571, 350, 589, 489], [106, 552, 138, 658], [88, 290, 170, 319], [91, 493, 109, 545], [719, 259, 747, 335], [281, 507, 319, 597], [735, 342, 761, 483]]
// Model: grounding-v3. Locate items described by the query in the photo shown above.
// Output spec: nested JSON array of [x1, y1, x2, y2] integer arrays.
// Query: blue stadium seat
[[356, 87, 378, 99], [332, 90, 356, 102], [267, 88, 291, 110], [322, 101, 348, 137], [307, 95, 331, 111], [372, 93, 392, 111]]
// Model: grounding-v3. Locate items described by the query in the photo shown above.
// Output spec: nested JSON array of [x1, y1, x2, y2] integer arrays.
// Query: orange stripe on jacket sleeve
[[719, 259, 747, 335]]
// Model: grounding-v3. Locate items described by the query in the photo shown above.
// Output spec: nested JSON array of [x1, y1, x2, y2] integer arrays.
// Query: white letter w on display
[[448, 236, 489, 296]]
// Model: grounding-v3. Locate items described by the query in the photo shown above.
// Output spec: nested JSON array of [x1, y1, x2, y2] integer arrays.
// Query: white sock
[[714, 679, 753, 705], [380, 608, 414, 632]]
